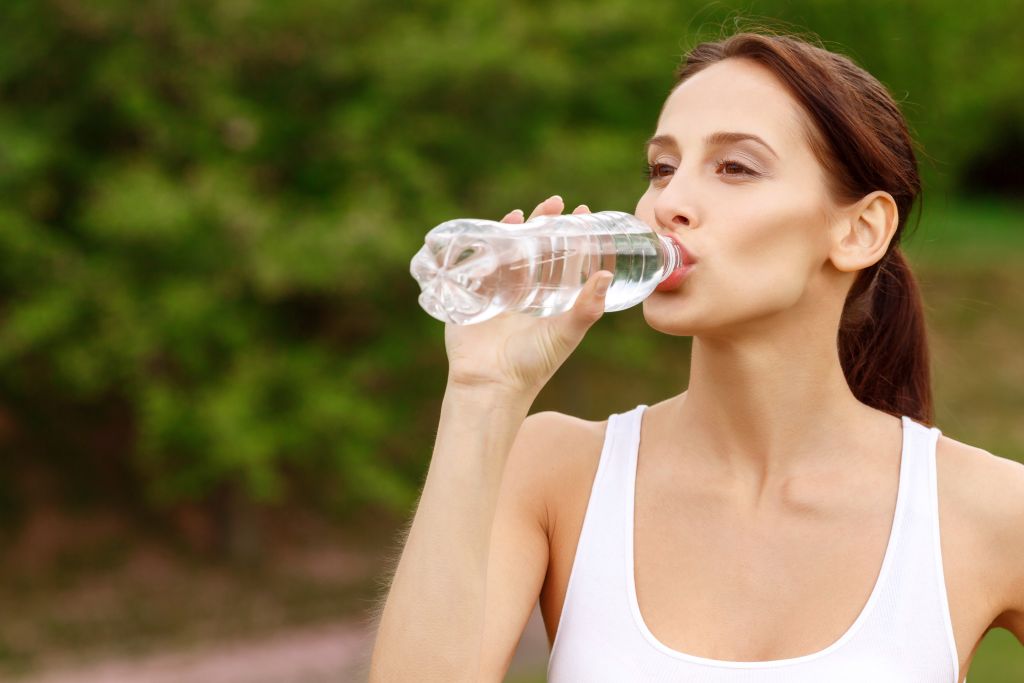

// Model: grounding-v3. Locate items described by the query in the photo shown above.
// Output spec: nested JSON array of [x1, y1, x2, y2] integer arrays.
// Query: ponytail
[[838, 248, 932, 424]]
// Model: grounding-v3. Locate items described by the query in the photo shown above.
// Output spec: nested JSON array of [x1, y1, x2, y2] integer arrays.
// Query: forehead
[[656, 58, 807, 151]]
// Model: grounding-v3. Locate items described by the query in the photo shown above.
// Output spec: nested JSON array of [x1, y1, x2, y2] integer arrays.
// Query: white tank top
[[547, 404, 961, 683]]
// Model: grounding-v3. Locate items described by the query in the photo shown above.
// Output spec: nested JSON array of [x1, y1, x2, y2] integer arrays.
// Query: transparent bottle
[[409, 210, 686, 325]]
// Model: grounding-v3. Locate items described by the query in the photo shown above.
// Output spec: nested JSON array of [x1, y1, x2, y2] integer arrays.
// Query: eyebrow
[[644, 131, 779, 159]]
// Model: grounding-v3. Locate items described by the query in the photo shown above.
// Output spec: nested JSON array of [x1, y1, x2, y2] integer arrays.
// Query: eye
[[645, 159, 761, 184], [643, 162, 674, 182], [715, 158, 759, 177]]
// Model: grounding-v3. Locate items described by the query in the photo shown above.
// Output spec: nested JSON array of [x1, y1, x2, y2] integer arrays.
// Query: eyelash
[[643, 159, 759, 182]]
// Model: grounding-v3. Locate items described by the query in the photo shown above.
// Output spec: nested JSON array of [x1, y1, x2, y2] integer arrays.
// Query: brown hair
[[673, 31, 933, 424]]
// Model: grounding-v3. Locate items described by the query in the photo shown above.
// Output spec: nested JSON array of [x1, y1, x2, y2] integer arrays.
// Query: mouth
[[665, 232, 697, 266], [654, 232, 697, 293]]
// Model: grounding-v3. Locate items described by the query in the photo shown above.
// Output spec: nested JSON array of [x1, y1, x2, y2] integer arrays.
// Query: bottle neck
[[657, 234, 684, 276]]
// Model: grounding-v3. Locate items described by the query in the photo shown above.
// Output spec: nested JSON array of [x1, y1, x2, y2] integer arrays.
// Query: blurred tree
[[0, 0, 1020, 544]]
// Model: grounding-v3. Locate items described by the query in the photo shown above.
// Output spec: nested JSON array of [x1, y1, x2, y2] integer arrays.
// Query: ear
[[828, 191, 899, 273]]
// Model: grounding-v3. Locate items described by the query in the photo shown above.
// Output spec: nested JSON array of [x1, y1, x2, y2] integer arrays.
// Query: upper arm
[[478, 410, 570, 681], [986, 453, 1024, 644]]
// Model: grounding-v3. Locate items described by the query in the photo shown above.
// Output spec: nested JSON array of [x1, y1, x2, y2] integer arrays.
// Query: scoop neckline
[[624, 409, 914, 669]]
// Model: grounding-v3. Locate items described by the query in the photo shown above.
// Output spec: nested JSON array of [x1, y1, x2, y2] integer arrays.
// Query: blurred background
[[0, 0, 1021, 681]]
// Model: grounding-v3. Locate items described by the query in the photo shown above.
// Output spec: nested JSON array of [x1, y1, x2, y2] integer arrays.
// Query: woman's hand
[[444, 195, 613, 398]]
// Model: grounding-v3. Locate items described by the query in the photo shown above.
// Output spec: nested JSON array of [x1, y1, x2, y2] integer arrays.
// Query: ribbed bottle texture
[[409, 210, 683, 325]]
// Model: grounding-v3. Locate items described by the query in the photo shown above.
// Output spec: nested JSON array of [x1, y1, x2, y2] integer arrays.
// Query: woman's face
[[636, 58, 846, 338]]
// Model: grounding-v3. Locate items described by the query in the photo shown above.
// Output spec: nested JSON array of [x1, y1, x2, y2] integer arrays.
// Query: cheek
[[645, 203, 826, 328], [712, 255, 809, 315], [719, 204, 824, 302]]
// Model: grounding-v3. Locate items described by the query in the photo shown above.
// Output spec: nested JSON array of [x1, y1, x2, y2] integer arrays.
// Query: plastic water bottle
[[409, 210, 687, 325]]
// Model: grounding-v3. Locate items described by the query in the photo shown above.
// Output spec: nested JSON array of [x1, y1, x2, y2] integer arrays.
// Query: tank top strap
[[894, 416, 960, 679], [865, 416, 959, 681], [893, 415, 945, 566], [547, 404, 649, 671], [606, 403, 648, 496]]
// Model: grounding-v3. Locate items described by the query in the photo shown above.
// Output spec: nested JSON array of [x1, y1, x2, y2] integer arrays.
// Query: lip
[[664, 232, 697, 266], [654, 232, 697, 292]]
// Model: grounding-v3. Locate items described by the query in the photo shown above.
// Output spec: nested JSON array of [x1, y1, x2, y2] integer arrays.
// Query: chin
[[641, 298, 705, 337]]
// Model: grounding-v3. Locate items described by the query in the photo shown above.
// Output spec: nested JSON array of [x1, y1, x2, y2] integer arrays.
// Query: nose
[[652, 182, 698, 231]]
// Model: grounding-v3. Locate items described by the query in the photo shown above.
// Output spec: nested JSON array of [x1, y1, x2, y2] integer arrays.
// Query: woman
[[370, 32, 1023, 682]]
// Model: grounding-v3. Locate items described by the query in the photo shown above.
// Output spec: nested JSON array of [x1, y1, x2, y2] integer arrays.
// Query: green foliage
[[0, 0, 1021, 521]]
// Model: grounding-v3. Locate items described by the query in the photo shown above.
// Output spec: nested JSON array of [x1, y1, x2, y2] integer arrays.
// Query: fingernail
[[596, 274, 612, 296], [512, 209, 524, 217], [549, 194, 562, 203]]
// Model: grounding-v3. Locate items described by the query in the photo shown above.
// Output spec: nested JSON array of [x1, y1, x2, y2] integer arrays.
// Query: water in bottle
[[409, 210, 688, 325]]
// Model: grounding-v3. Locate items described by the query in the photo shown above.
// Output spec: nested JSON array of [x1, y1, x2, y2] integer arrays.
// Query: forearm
[[369, 383, 535, 682]]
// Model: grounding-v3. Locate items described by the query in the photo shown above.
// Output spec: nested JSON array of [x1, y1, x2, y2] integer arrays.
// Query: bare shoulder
[[512, 410, 608, 533], [519, 410, 607, 454], [935, 433, 1024, 638], [936, 433, 1024, 527]]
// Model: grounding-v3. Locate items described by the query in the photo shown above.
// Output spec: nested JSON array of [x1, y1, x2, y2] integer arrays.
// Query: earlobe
[[829, 191, 899, 273]]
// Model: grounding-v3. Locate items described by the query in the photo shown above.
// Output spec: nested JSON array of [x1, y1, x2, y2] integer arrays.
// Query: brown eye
[[643, 163, 674, 181], [715, 159, 757, 176]]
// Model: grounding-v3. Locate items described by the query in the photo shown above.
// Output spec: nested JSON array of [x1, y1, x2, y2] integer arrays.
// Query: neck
[[670, 315, 878, 493]]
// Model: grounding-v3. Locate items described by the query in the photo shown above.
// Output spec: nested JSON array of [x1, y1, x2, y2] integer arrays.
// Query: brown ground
[[10, 605, 550, 683], [0, 503, 551, 683]]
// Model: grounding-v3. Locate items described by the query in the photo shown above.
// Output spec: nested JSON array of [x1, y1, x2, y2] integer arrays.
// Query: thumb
[[568, 270, 614, 330]]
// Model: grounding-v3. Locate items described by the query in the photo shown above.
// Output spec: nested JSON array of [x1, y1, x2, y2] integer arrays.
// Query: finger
[[547, 269, 613, 361], [500, 208, 525, 224], [572, 204, 591, 215], [527, 194, 563, 221], [569, 269, 613, 328]]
